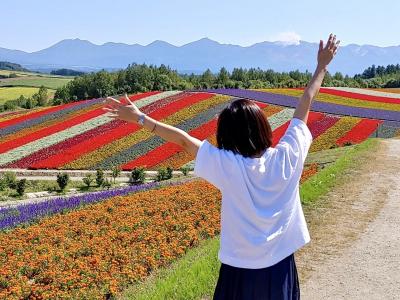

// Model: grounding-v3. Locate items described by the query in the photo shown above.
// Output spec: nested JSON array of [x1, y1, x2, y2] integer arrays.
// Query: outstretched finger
[[124, 93, 135, 107], [319, 40, 324, 52], [332, 40, 341, 52], [325, 33, 334, 49], [102, 107, 118, 113], [329, 35, 337, 50], [104, 96, 122, 105]]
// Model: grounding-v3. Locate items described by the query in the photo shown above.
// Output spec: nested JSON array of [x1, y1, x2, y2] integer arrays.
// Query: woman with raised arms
[[103, 34, 340, 300]]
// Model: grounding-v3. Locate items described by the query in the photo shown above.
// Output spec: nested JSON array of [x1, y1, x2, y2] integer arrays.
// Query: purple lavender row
[[205, 89, 400, 122], [383, 120, 400, 128], [0, 177, 194, 231], [0, 98, 104, 137]]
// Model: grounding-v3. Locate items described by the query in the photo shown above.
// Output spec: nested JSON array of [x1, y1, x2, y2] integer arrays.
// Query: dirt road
[[297, 139, 400, 300]]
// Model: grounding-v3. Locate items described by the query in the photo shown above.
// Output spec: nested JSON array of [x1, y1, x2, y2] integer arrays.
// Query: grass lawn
[[0, 76, 72, 89], [117, 138, 379, 300], [0, 86, 56, 103]]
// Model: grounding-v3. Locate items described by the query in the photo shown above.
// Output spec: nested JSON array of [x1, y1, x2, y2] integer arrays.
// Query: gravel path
[[300, 139, 400, 300]]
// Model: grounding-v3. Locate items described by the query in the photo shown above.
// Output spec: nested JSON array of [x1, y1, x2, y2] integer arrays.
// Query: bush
[[56, 173, 70, 191], [166, 167, 173, 179], [96, 169, 105, 187], [130, 167, 146, 185], [2, 171, 17, 189], [179, 166, 190, 176], [111, 166, 121, 183], [82, 174, 94, 188], [155, 168, 167, 182], [102, 178, 112, 189], [16, 179, 27, 196], [155, 167, 173, 182]]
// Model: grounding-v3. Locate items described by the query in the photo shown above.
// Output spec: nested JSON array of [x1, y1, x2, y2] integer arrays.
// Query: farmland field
[[0, 76, 72, 90], [0, 87, 55, 104]]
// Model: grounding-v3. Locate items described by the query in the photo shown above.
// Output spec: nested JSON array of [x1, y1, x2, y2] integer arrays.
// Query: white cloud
[[272, 31, 302, 45]]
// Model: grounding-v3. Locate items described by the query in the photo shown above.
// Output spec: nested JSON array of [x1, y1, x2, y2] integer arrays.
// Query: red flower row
[[318, 88, 400, 105], [336, 119, 383, 145], [272, 112, 325, 147], [121, 118, 218, 170], [308, 115, 340, 139], [0, 108, 105, 154]]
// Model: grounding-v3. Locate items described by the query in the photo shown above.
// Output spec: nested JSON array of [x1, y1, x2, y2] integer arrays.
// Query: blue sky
[[2, 0, 399, 52]]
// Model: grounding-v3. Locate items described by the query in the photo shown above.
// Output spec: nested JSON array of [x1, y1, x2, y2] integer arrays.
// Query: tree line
[[53, 63, 400, 104]]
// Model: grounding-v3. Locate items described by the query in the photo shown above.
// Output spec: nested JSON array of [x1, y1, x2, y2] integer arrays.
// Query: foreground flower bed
[[0, 178, 192, 231], [0, 179, 221, 299]]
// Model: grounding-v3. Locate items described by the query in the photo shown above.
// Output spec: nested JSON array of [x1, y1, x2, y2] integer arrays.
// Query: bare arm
[[102, 94, 201, 157], [293, 34, 340, 123]]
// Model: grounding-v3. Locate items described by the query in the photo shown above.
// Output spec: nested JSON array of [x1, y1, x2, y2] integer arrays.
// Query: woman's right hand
[[317, 34, 340, 68]]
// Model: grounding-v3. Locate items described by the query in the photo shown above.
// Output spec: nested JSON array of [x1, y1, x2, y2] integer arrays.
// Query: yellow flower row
[[256, 89, 400, 112], [309, 116, 360, 152]]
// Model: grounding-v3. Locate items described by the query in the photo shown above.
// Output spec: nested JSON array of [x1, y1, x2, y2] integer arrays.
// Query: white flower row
[[325, 87, 400, 99], [134, 91, 182, 108]]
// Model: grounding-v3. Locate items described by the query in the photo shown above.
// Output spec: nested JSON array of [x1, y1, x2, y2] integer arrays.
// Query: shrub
[[155, 167, 173, 182], [102, 178, 112, 189], [56, 173, 70, 191], [166, 167, 173, 179], [179, 166, 190, 176], [82, 174, 93, 188], [95, 169, 105, 187], [2, 171, 17, 189], [111, 166, 121, 184], [155, 168, 167, 182], [130, 167, 146, 185], [16, 179, 27, 196]]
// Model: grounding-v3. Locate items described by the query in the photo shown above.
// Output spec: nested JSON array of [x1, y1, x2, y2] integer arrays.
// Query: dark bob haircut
[[216, 98, 273, 158]]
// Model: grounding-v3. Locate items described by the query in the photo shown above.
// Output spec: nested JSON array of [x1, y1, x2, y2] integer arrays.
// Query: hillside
[[0, 88, 399, 171]]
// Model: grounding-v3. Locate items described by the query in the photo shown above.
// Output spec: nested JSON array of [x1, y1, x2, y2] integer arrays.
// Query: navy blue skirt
[[213, 253, 300, 300]]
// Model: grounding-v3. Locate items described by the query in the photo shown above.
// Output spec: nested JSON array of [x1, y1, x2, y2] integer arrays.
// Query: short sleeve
[[274, 118, 313, 180], [193, 140, 228, 190]]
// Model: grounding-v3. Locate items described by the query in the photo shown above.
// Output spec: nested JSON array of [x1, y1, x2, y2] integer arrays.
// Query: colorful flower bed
[[63, 93, 219, 170], [92, 95, 234, 170], [0, 179, 221, 299], [0, 89, 397, 171], [207, 89, 400, 122]]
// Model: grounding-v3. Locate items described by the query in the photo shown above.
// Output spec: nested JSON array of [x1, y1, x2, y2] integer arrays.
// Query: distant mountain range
[[1, 38, 400, 76]]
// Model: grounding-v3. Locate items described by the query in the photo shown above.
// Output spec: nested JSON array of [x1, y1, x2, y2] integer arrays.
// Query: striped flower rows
[[0, 89, 393, 171], [207, 89, 400, 123], [0, 177, 193, 231], [62, 93, 221, 169]]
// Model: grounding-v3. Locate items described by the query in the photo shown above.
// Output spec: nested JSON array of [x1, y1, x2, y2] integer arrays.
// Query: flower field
[[1, 89, 397, 171], [1, 88, 399, 299], [0, 179, 222, 299]]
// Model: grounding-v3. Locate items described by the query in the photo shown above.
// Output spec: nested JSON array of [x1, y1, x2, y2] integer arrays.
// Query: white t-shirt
[[194, 117, 313, 269]]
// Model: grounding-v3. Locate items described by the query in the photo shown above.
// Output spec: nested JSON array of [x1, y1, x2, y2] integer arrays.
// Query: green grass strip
[[118, 138, 379, 300], [300, 138, 378, 205], [119, 237, 220, 300]]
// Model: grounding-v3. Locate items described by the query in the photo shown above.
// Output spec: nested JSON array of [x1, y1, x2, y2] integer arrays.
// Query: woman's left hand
[[102, 93, 142, 123]]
